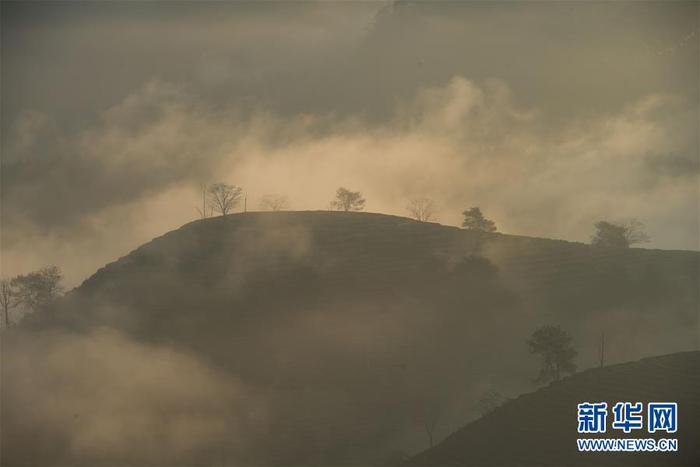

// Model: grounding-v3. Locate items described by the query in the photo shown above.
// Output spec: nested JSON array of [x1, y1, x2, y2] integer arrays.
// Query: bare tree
[[207, 183, 243, 216], [12, 266, 64, 313], [407, 197, 437, 222], [591, 219, 650, 248], [417, 400, 441, 448], [330, 187, 365, 212], [259, 194, 289, 211], [195, 183, 213, 219], [0, 279, 19, 328], [462, 207, 497, 232], [598, 331, 606, 368]]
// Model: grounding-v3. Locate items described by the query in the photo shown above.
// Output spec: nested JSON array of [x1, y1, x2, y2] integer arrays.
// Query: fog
[[4, 211, 697, 465], [0, 2, 698, 466], [2, 328, 269, 465], [2, 77, 697, 286]]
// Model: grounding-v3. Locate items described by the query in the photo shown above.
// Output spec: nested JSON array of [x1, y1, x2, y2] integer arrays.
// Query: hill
[[4, 211, 698, 467], [406, 351, 700, 467]]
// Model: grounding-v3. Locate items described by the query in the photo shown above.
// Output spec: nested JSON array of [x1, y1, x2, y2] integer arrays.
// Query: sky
[[1, 0, 698, 286]]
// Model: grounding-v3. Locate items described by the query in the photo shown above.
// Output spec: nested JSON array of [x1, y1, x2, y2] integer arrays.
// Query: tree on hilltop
[[591, 219, 649, 248], [2, 266, 65, 326], [208, 183, 243, 216], [462, 207, 496, 232], [330, 187, 365, 212], [407, 197, 437, 222], [259, 194, 289, 211]]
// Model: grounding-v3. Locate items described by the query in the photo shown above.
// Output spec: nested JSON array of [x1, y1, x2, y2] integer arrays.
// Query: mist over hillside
[[2, 2, 698, 466], [2, 212, 697, 466]]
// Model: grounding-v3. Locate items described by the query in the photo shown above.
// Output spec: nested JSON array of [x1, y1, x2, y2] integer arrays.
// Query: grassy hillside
[[60, 211, 698, 365], [406, 351, 700, 467], [5, 211, 698, 466]]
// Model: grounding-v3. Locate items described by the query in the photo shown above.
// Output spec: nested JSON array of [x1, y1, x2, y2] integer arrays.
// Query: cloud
[[1, 328, 266, 466], [1, 74, 697, 286], [2, 1, 697, 285], [229, 77, 697, 247]]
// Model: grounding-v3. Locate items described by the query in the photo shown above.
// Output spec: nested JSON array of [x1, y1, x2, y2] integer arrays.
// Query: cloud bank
[[1, 1, 697, 286], [2, 75, 697, 285]]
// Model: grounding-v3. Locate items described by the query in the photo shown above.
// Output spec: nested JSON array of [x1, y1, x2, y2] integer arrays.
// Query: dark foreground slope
[[406, 351, 700, 467], [3, 212, 698, 467]]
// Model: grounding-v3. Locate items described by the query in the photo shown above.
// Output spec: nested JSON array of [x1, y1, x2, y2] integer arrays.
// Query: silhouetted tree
[[12, 266, 64, 313], [259, 194, 289, 211], [0, 279, 19, 327], [591, 219, 649, 248], [407, 197, 436, 222], [330, 187, 365, 212], [462, 207, 496, 232], [208, 183, 243, 216], [527, 325, 577, 383], [417, 400, 441, 448]]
